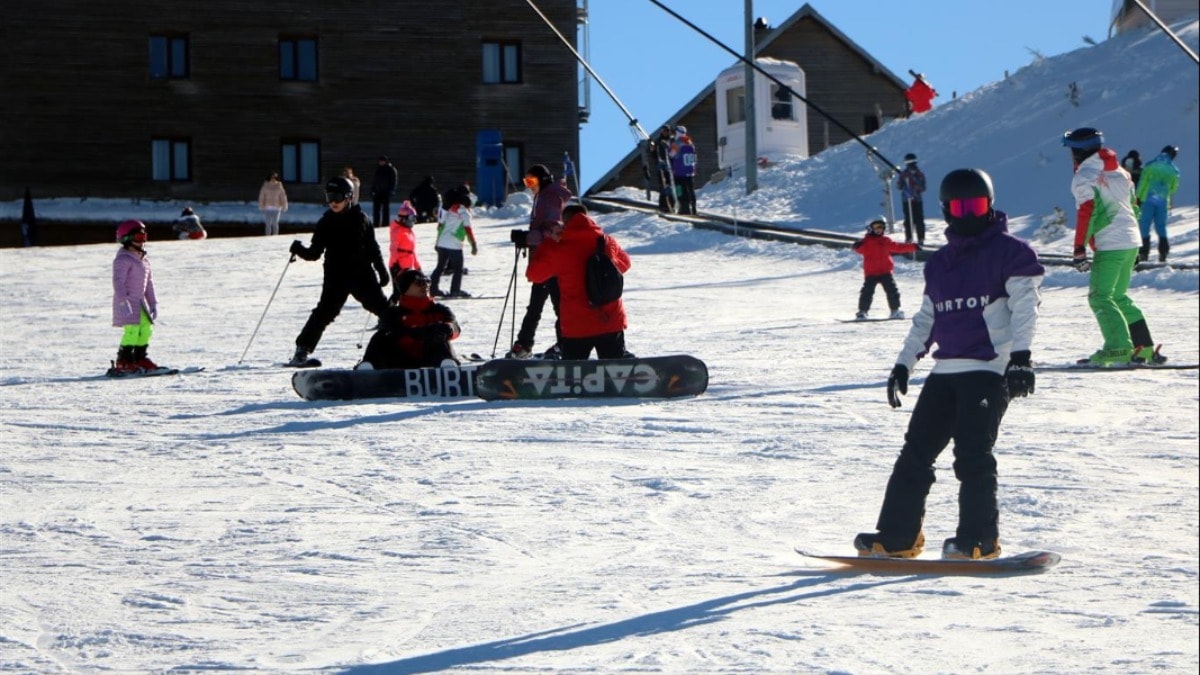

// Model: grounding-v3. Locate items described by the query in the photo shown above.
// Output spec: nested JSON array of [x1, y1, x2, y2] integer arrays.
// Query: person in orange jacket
[[905, 72, 937, 115], [388, 200, 422, 296], [526, 204, 632, 360], [852, 218, 918, 319]]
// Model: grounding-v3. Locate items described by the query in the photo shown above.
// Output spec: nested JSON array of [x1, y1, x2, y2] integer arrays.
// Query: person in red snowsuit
[[526, 204, 632, 360], [905, 74, 937, 115], [388, 200, 422, 297], [359, 269, 461, 370], [852, 219, 918, 319]]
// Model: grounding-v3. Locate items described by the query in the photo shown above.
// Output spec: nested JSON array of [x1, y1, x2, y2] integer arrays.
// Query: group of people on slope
[[650, 125, 698, 215]]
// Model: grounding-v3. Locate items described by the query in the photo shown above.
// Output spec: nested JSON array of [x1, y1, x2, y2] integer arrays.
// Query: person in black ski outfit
[[408, 175, 442, 224], [288, 176, 390, 365], [371, 155, 399, 227], [652, 125, 676, 213]]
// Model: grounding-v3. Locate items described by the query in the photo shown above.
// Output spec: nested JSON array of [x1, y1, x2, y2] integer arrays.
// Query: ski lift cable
[[645, 0, 900, 170], [523, 0, 650, 141]]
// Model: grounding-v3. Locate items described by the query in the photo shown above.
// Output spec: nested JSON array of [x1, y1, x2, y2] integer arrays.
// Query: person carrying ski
[[509, 163, 572, 359], [1064, 127, 1166, 366], [388, 200, 422, 295], [856, 168, 1043, 561], [359, 269, 461, 370], [652, 125, 676, 213], [288, 176, 390, 367], [895, 153, 927, 245], [526, 204, 632, 360], [1135, 145, 1180, 262], [904, 72, 937, 115], [110, 219, 161, 374], [852, 218, 917, 319], [670, 126, 698, 216], [428, 188, 478, 299]]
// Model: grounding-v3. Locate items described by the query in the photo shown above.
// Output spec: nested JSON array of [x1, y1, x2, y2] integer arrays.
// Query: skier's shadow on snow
[[341, 576, 905, 675]]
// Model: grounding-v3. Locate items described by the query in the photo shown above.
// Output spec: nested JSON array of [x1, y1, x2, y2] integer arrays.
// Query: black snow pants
[[295, 271, 389, 353], [858, 274, 902, 313]]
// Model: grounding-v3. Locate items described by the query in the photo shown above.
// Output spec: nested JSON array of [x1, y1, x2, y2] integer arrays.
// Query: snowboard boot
[[855, 311, 868, 320], [1128, 320, 1156, 357], [1132, 344, 1168, 365], [132, 345, 158, 371], [1158, 239, 1169, 263], [1077, 347, 1133, 366], [112, 346, 141, 374], [288, 347, 312, 367], [889, 309, 905, 319], [942, 537, 1001, 560], [1138, 237, 1151, 263], [541, 344, 562, 360], [853, 531, 925, 558], [506, 342, 532, 359]]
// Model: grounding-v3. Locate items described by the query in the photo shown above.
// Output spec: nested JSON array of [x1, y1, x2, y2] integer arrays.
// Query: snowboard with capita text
[[795, 548, 1061, 575], [292, 365, 478, 401], [473, 354, 708, 402]]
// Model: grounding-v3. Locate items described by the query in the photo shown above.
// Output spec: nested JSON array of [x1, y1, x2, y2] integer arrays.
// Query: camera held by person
[[510, 228, 528, 248]]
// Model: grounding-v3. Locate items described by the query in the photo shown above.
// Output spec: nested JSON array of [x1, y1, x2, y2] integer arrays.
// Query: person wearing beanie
[[358, 269, 461, 370]]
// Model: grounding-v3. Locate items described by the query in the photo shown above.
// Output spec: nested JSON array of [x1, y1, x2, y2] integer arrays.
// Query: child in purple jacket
[[110, 220, 160, 374]]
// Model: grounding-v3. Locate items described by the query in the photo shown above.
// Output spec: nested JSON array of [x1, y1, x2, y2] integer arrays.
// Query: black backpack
[[585, 234, 623, 308]]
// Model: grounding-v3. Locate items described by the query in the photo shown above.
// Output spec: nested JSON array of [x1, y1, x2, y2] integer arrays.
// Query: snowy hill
[[1, 20, 1197, 674]]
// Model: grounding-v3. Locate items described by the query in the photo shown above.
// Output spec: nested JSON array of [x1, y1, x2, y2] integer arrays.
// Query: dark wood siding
[[598, 15, 907, 194], [0, 1, 580, 204]]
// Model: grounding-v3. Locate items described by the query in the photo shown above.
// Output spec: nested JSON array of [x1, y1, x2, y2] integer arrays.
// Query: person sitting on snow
[[359, 269, 460, 370]]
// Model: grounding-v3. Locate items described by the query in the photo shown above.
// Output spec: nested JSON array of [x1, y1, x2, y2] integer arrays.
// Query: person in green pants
[[1063, 127, 1167, 366]]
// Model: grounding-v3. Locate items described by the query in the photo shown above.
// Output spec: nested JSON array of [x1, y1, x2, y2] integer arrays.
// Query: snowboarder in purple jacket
[[855, 168, 1044, 561]]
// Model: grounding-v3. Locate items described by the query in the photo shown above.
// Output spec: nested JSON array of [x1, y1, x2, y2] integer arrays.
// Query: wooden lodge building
[[587, 4, 911, 196], [0, 0, 582, 207]]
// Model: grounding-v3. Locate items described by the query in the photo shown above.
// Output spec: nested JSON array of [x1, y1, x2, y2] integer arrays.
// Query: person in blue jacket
[[1135, 145, 1180, 262], [854, 168, 1044, 561]]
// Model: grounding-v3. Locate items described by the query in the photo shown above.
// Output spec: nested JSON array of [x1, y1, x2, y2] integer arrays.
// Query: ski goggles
[[523, 176, 539, 189], [946, 196, 990, 218]]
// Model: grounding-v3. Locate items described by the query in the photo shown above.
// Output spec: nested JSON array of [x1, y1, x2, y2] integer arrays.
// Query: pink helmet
[[396, 200, 417, 217], [115, 219, 146, 243]]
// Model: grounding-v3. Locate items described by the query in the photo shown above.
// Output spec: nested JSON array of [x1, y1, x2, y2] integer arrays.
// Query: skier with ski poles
[[287, 176, 390, 367], [895, 153, 927, 245], [508, 163, 572, 359]]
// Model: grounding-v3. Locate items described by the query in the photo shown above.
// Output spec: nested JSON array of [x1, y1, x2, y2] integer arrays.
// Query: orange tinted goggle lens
[[948, 196, 989, 218], [523, 176, 538, 188]]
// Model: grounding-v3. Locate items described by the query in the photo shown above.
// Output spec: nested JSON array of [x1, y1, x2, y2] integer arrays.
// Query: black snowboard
[[292, 365, 479, 401], [474, 354, 708, 402]]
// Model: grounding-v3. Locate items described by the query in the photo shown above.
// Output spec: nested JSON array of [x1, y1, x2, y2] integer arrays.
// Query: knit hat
[[396, 269, 429, 294], [396, 200, 417, 217]]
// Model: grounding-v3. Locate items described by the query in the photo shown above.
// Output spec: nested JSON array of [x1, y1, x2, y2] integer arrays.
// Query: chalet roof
[[585, 3, 909, 195]]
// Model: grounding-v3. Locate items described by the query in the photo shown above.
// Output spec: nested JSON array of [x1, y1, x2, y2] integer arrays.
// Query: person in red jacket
[[905, 73, 937, 115], [852, 218, 918, 319], [526, 204, 632, 360], [359, 269, 461, 370], [388, 200, 422, 298]]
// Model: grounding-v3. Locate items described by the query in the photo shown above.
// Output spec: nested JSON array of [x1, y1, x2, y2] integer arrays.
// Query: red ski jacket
[[853, 233, 917, 276]]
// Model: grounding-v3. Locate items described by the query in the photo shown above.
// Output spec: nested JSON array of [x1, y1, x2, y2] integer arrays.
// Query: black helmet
[[1161, 145, 1178, 159], [324, 176, 354, 203], [939, 168, 995, 203], [525, 164, 552, 184], [903, 152, 917, 163], [1062, 127, 1103, 151]]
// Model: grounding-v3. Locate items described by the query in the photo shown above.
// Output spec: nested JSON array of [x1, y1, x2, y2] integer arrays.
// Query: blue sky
[[574, 0, 1113, 189]]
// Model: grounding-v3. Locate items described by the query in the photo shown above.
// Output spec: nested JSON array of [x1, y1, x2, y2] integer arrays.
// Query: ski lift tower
[[577, 0, 591, 126]]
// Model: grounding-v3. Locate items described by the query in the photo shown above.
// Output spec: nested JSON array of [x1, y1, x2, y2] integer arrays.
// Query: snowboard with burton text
[[292, 365, 478, 401]]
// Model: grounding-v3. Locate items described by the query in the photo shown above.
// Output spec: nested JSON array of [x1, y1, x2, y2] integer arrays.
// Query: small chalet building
[[0, 1, 582, 206], [588, 3, 909, 195]]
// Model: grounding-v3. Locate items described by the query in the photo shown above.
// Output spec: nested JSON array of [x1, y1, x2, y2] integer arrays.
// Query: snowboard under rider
[[855, 168, 1044, 561]]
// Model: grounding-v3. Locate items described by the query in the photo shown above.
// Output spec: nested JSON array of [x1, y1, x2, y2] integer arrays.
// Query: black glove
[[887, 364, 909, 408], [426, 323, 454, 341], [1072, 245, 1091, 272], [1005, 350, 1035, 399], [852, 239, 864, 250], [290, 240, 305, 256], [376, 265, 389, 287]]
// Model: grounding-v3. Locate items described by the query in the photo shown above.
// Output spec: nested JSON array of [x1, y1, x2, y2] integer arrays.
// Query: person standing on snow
[[509, 163, 572, 359], [1063, 127, 1167, 366], [852, 218, 918, 319], [1120, 149, 1142, 192], [110, 220, 161, 374], [855, 168, 1043, 561], [904, 72, 937, 115], [652, 125, 677, 213], [258, 172, 289, 236], [895, 153, 927, 245], [1135, 145, 1180, 263], [388, 200, 422, 296], [526, 204, 632, 360], [670, 126, 698, 216], [428, 188, 478, 299], [408, 175, 442, 224], [371, 155, 398, 227], [288, 176, 390, 367]]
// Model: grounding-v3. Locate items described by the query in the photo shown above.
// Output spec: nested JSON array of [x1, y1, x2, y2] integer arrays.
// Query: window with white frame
[[151, 138, 191, 181], [725, 86, 746, 124], [482, 41, 521, 84], [281, 140, 320, 183]]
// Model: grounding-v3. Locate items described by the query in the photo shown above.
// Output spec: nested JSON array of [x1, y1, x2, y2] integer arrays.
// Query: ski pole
[[238, 253, 295, 364], [491, 246, 522, 358], [356, 310, 373, 349]]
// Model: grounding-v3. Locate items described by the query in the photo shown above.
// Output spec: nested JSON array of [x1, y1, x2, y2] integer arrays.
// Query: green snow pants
[[1088, 248, 1143, 351], [119, 310, 154, 348]]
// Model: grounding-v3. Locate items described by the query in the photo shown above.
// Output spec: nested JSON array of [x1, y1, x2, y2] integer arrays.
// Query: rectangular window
[[482, 41, 522, 84], [502, 143, 524, 187], [280, 36, 318, 81], [770, 84, 795, 121], [725, 86, 746, 124], [281, 140, 320, 183], [149, 34, 189, 79], [151, 138, 191, 181]]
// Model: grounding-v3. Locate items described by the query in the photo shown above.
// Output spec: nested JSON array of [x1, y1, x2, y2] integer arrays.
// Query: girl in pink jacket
[[110, 220, 160, 374]]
